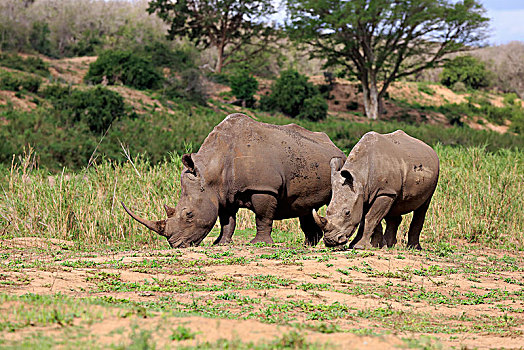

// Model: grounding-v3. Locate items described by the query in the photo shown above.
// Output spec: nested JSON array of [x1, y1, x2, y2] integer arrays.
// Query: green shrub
[[263, 69, 327, 120], [29, 21, 53, 57], [84, 50, 162, 90], [229, 70, 258, 108], [298, 95, 328, 121], [452, 81, 467, 93], [164, 68, 207, 105], [259, 93, 277, 112], [0, 53, 49, 76], [55, 86, 128, 134], [66, 29, 103, 57], [441, 55, 491, 90], [142, 41, 198, 70], [39, 83, 72, 101], [0, 70, 41, 92]]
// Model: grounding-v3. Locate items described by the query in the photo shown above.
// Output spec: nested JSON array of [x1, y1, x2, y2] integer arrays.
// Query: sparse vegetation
[[0, 2, 523, 349]]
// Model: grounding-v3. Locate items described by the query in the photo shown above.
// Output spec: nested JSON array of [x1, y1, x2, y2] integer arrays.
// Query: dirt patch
[[45, 56, 97, 85], [0, 237, 522, 349]]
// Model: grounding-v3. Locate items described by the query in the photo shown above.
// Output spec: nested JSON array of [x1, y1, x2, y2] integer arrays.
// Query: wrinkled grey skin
[[314, 130, 439, 250], [123, 113, 346, 248]]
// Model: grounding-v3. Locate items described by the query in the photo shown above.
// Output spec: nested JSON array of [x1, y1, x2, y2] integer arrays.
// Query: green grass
[[1, 144, 522, 251]]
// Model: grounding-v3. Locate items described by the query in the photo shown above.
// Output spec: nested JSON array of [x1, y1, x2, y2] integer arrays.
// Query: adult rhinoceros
[[122, 113, 346, 248], [313, 130, 439, 250]]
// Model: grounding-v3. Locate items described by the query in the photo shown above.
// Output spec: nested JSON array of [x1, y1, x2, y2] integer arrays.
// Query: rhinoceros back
[[195, 114, 345, 217]]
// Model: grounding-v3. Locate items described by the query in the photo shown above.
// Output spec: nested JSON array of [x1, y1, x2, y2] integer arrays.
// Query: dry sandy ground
[[0, 237, 523, 349]]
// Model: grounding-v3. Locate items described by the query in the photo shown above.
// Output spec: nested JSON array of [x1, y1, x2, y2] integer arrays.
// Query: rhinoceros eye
[[186, 211, 194, 219], [344, 209, 350, 216]]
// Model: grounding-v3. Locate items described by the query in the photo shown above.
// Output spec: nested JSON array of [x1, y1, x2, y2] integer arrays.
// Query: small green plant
[[85, 50, 162, 90], [170, 325, 197, 341]]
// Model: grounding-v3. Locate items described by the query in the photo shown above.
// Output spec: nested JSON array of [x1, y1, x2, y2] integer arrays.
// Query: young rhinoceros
[[313, 130, 439, 250], [122, 113, 346, 248]]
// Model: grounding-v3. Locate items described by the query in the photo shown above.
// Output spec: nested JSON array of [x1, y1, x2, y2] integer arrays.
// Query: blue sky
[[481, 0, 524, 44]]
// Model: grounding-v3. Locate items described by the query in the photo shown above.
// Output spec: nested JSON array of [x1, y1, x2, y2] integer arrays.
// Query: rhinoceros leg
[[383, 216, 402, 248], [214, 209, 238, 245], [407, 198, 431, 250], [351, 196, 395, 250], [250, 193, 276, 244], [299, 213, 323, 246], [370, 222, 385, 248]]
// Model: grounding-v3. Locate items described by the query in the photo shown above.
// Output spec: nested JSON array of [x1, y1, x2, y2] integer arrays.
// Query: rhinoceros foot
[[213, 237, 233, 245], [250, 236, 274, 245]]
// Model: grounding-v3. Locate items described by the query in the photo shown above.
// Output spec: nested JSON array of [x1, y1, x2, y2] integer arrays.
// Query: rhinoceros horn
[[121, 202, 167, 237], [312, 209, 328, 231]]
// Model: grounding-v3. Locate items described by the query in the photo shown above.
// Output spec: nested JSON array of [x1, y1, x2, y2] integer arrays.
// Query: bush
[[84, 50, 162, 90], [29, 21, 53, 57], [263, 69, 326, 120], [441, 55, 491, 90], [53, 86, 128, 134], [143, 41, 198, 70], [164, 69, 207, 105], [0, 53, 49, 76], [229, 70, 258, 108], [0, 70, 41, 92], [451, 81, 467, 93], [298, 95, 328, 121]]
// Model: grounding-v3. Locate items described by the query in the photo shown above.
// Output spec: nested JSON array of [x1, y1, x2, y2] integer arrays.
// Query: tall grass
[[0, 146, 522, 250]]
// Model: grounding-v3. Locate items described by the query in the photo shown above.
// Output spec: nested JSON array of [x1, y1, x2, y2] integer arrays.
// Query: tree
[[147, 0, 276, 73], [286, 0, 489, 119]]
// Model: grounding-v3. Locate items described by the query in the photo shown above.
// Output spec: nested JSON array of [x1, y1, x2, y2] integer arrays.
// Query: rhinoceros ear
[[164, 204, 176, 218], [340, 169, 354, 190], [182, 153, 196, 173], [329, 157, 344, 176]]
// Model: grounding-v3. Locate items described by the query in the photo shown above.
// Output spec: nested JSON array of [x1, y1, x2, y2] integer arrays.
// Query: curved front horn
[[121, 202, 167, 237], [312, 209, 328, 231]]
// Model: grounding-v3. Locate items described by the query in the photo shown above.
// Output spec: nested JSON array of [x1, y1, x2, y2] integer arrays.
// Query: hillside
[[1, 53, 523, 171]]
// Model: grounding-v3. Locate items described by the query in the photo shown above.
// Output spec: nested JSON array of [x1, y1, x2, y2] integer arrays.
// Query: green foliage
[[286, 0, 489, 119], [66, 29, 104, 57], [441, 55, 491, 90], [143, 41, 198, 70], [85, 50, 162, 90], [147, 0, 275, 72], [53, 86, 128, 134], [452, 81, 467, 93], [163, 68, 207, 105], [0, 53, 49, 76], [29, 21, 53, 57], [170, 325, 197, 341], [264, 69, 326, 120], [0, 70, 41, 93], [229, 70, 258, 107], [298, 95, 328, 121]]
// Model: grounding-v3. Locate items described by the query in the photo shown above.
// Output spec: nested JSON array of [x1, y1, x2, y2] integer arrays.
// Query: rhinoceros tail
[[121, 202, 167, 237]]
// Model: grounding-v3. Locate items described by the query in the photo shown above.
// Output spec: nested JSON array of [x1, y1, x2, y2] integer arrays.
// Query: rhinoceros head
[[122, 153, 219, 248], [313, 157, 364, 247]]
